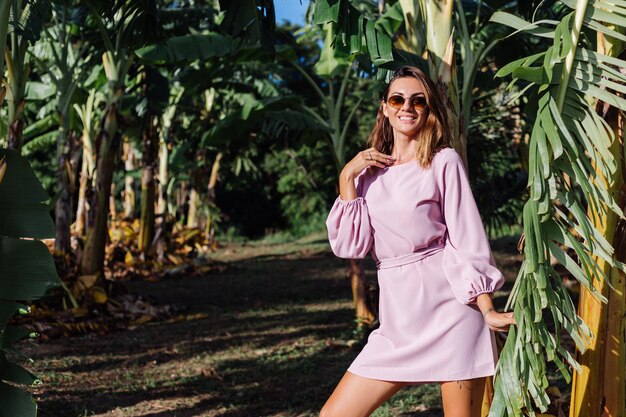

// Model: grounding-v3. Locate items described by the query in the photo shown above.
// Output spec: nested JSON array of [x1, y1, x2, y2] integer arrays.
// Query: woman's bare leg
[[319, 371, 409, 417], [440, 377, 487, 417]]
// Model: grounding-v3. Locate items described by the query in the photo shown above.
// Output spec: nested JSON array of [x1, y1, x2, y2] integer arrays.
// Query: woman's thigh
[[440, 377, 487, 417], [320, 371, 409, 417]]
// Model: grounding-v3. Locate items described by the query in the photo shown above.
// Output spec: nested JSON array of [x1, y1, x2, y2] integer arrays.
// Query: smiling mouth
[[398, 116, 417, 121]]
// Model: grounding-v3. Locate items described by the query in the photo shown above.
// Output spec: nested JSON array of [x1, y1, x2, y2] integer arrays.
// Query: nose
[[401, 97, 412, 111]]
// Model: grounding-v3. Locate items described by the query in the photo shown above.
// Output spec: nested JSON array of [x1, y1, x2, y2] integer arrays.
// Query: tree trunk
[[139, 118, 157, 256], [155, 128, 169, 262], [74, 94, 96, 237], [122, 140, 137, 219], [157, 133, 168, 218], [421, 0, 466, 166], [80, 104, 120, 276], [570, 34, 626, 417], [205, 152, 222, 245], [54, 113, 73, 254], [75, 163, 88, 236], [5, 40, 28, 152], [109, 183, 117, 219], [187, 186, 200, 229], [348, 259, 374, 329]]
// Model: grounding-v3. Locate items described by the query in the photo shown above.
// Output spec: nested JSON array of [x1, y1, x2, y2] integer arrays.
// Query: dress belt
[[376, 243, 445, 270]]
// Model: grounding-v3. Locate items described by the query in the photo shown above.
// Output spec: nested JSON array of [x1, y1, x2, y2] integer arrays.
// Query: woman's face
[[382, 76, 428, 139]]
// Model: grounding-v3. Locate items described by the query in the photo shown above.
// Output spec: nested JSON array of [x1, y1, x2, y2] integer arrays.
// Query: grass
[[14, 231, 564, 417]]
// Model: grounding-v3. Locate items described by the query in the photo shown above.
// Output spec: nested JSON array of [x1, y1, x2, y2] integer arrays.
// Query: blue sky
[[274, 0, 310, 26]]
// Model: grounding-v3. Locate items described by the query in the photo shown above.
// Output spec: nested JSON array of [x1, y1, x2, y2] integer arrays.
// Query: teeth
[[399, 116, 415, 120]]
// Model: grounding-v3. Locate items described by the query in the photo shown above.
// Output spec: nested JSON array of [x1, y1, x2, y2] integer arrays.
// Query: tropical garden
[[0, 0, 624, 416]]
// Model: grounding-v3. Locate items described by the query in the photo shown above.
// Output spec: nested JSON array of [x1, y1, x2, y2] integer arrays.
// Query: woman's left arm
[[476, 293, 515, 332]]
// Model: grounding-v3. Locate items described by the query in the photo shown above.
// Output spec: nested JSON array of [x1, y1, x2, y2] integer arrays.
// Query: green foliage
[[313, 0, 394, 69], [135, 32, 234, 63], [10, 0, 52, 43], [0, 149, 60, 417], [263, 143, 335, 237], [466, 78, 527, 238], [489, 2, 626, 415]]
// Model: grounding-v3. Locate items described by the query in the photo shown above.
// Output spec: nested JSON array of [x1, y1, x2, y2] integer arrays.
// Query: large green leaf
[[11, 0, 52, 42], [0, 237, 59, 300], [218, 0, 275, 51], [0, 327, 32, 349], [0, 302, 22, 330], [24, 82, 55, 101], [0, 353, 37, 386], [489, 2, 626, 416], [0, 382, 36, 417], [201, 96, 329, 147], [0, 149, 53, 239], [135, 33, 233, 63], [313, 0, 341, 24], [313, 0, 394, 68]]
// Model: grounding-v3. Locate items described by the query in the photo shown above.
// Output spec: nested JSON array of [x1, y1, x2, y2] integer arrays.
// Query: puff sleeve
[[325, 171, 373, 259], [437, 149, 505, 305]]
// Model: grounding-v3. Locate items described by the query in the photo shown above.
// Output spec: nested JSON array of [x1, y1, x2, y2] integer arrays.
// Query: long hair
[[367, 66, 452, 168]]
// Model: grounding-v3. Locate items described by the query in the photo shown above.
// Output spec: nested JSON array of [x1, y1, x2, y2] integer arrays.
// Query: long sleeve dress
[[326, 147, 505, 383]]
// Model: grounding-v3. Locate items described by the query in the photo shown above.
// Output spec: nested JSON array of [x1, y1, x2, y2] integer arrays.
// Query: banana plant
[[5, 0, 52, 152], [80, 0, 162, 277], [0, 4, 61, 414], [489, 2, 626, 415], [0, 149, 60, 417], [29, 3, 89, 255], [133, 65, 169, 256], [287, 55, 380, 329], [73, 87, 100, 236]]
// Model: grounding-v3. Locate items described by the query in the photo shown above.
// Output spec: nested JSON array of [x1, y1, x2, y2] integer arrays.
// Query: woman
[[321, 66, 516, 417]]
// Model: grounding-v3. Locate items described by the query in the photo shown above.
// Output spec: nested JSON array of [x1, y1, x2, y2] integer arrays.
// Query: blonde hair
[[367, 66, 452, 168]]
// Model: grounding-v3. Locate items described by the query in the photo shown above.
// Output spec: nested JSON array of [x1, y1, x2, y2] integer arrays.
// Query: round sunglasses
[[385, 94, 428, 111]]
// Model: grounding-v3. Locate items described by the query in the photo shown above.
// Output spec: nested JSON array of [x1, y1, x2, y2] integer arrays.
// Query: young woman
[[322, 66, 516, 417]]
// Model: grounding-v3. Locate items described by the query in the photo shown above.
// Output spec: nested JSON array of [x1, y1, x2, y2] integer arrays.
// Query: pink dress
[[326, 147, 505, 383]]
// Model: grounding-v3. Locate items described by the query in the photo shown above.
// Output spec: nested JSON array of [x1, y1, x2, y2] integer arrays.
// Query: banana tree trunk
[[205, 152, 222, 245], [75, 131, 95, 237], [157, 133, 168, 218], [122, 140, 136, 219], [80, 103, 120, 276], [397, 0, 424, 54], [0, 2, 10, 81], [75, 155, 89, 236], [5, 37, 28, 152], [74, 91, 96, 237], [349, 259, 374, 329], [139, 118, 157, 255], [569, 33, 626, 417], [54, 113, 73, 254], [187, 185, 200, 229], [420, 0, 465, 165]]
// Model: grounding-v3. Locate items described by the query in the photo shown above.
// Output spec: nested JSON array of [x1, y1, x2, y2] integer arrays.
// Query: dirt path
[[21, 233, 527, 417]]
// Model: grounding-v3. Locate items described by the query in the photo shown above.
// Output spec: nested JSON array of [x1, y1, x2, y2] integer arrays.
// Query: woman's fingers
[[367, 148, 395, 163], [485, 312, 516, 332], [355, 149, 394, 170]]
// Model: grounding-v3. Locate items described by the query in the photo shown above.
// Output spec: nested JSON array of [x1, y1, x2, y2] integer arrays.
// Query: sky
[[274, 0, 310, 26]]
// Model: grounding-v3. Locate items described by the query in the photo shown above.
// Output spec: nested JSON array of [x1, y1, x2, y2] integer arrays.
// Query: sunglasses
[[385, 94, 428, 111]]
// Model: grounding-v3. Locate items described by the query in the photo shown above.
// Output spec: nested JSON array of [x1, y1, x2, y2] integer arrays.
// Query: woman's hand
[[483, 309, 516, 333], [339, 148, 395, 201], [341, 147, 395, 180]]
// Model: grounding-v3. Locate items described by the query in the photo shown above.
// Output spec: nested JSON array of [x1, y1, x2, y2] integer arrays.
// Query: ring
[[368, 151, 372, 160]]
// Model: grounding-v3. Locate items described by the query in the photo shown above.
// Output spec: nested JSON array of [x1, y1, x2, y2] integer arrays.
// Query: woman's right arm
[[339, 147, 394, 201], [326, 148, 394, 258]]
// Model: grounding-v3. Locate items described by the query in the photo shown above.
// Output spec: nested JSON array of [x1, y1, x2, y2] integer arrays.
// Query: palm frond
[[10, 0, 52, 42], [489, 2, 626, 415]]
